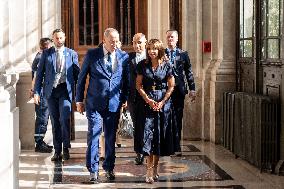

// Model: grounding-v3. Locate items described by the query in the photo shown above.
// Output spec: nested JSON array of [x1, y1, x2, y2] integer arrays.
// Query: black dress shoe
[[135, 154, 144, 165], [35, 143, 53, 153], [63, 148, 70, 160], [105, 170, 115, 180], [42, 141, 53, 149], [51, 153, 62, 161]]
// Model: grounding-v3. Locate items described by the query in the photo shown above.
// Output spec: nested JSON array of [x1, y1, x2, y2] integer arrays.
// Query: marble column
[[0, 70, 19, 189]]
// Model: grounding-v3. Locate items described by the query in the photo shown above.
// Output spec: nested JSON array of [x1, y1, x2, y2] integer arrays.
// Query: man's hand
[[29, 89, 34, 99], [189, 90, 196, 102], [34, 94, 40, 105], [76, 102, 85, 115], [122, 101, 127, 109]]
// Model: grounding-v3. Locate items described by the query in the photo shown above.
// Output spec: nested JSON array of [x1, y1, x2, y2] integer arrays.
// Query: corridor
[[19, 113, 284, 189]]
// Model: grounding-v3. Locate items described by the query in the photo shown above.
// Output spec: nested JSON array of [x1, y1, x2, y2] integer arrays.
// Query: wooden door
[[62, 0, 148, 62], [169, 0, 182, 48]]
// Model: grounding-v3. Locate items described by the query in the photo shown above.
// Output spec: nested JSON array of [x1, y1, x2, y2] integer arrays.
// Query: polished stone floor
[[19, 113, 284, 189]]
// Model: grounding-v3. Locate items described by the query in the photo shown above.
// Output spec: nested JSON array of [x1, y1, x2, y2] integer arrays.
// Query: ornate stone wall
[[180, 0, 236, 143], [0, 68, 19, 188], [0, 0, 61, 187]]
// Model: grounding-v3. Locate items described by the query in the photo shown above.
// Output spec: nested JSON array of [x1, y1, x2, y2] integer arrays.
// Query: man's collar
[[166, 47, 177, 52], [103, 44, 115, 56], [136, 50, 146, 58], [55, 46, 65, 52]]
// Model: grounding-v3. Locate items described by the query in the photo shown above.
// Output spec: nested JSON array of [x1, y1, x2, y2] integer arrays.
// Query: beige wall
[[189, 0, 236, 143], [147, 0, 170, 42]]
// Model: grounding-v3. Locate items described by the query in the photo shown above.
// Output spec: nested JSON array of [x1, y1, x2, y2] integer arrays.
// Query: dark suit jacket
[[165, 48, 195, 95], [128, 52, 146, 103], [31, 52, 42, 80], [34, 46, 80, 101], [75, 46, 130, 112]]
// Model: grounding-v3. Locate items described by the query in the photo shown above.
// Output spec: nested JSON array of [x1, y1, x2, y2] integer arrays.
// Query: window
[[239, 0, 254, 58], [261, 0, 282, 59], [237, 0, 283, 95]]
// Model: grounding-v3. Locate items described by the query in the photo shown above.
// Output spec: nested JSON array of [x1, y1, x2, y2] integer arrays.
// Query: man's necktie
[[56, 50, 61, 73], [170, 50, 175, 64], [106, 52, 112, 73]]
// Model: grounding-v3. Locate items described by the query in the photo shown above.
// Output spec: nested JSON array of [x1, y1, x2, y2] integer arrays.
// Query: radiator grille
[[222, 92, 280, 172]]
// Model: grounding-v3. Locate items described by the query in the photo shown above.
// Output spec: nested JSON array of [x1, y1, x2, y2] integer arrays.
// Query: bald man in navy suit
[[127, 33, 147, 165], [76, 28, 129, 182]]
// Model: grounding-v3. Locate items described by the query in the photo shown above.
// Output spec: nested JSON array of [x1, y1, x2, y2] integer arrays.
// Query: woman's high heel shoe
[[145, 166, 154, 184], [153, 165, 159, 180]]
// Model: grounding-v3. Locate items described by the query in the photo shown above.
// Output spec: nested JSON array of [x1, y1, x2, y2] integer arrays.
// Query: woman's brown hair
[[146, 39, 165, 60]]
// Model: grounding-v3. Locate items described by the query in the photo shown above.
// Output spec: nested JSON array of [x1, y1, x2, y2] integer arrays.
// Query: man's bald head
[[132, 33, 147, 53]]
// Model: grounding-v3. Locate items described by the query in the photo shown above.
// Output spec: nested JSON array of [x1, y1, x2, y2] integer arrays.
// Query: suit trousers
[[86, 109, 120, 173], [47, 83, 71, 153], [34, 94, 49, 144], [128, 98, 145, 154], [171, 87, 185, 152]]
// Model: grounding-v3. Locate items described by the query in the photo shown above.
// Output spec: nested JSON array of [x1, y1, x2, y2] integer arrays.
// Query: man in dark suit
[[127, 33, 147, 165], [34, 29, 80, 161], [76, 28, 129, 182], [165, 30, 196, 156], [30, 37, 53, 153]]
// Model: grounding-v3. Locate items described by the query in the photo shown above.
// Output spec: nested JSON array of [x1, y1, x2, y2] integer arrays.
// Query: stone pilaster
[[203, 0, 236, 143], [186, 0, 236, 143], [147, 0, 170, 41], [16, 72, 35, 150], [182, 0, 203, 140]]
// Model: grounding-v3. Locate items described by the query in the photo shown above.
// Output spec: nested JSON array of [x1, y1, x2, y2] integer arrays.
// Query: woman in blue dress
[[136, 39, 176, 183]]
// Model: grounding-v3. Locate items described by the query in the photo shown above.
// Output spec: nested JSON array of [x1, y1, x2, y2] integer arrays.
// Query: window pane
[[261, 39, 266, 59], [240, 40, 244, 57], [261, 0, 266, 37], [267, 39, 279, 58], [116, 0, 135, 45], [243, 0, 254, 38], [268, 0, 280, 36], [79, 0, 99, 45], [243, 40, 253, 57], [240, 0, 244, 38]]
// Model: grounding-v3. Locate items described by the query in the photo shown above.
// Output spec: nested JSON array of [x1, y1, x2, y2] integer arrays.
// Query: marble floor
[[19, 113, 284, 189]]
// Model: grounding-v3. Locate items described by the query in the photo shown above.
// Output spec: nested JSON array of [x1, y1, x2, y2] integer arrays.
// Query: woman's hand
[[154, 101, 165, 112], [148, 99, 157, 110]]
